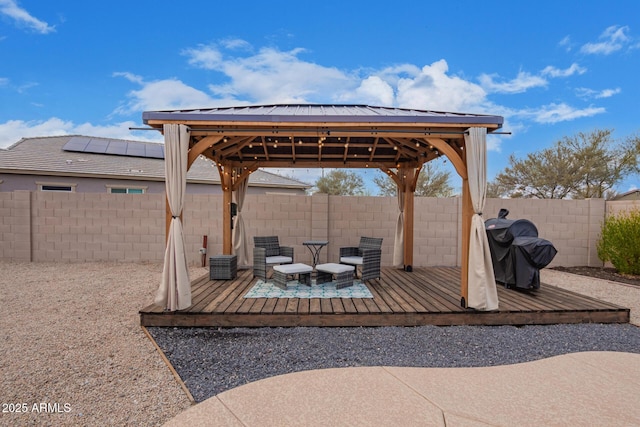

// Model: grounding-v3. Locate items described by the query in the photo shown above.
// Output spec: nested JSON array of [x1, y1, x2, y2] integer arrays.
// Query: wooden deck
[[140, 267, 630, 327]]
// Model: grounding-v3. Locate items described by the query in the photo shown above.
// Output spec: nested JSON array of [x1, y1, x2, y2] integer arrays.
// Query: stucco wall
[[0, 173, 305, 195], [1, 191, 612, 268]]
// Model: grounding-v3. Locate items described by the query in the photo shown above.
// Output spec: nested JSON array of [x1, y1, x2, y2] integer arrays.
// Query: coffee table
[[302, 240, 329, 267]]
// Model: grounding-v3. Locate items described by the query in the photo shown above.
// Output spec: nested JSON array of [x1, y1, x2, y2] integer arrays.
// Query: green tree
[[493, 129, 639, 199], [373, 161, 454, 197], [314, 169, 367, 195]]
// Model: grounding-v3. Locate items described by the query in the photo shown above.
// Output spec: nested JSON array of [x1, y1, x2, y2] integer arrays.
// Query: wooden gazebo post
[[400, 166, 419, 271], [219, 163, 233, 255]]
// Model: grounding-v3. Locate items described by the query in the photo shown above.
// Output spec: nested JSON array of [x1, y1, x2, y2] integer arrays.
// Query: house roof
[[0, 135, 311, 189], [611, 189, 640, 200], [142, 104, 504, 169]]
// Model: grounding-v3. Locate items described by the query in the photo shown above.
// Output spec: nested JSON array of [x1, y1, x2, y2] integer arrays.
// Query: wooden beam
[[187, 135, 223, 169], [231, 165, 259, 191], [422, 137, 467, 180]]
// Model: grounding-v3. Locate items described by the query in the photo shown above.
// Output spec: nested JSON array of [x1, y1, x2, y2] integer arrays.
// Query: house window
[[37, 182, 77, 192], [108, 186, 146, 194]]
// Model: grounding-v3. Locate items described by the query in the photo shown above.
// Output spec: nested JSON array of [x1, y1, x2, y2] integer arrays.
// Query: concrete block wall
[[0, 191, 32, 261], [242, 194, 313, 265], [0, 190, 613, 267], [326, 195, 398, 266], [606, 200, 640, 216], [484, 198, 605, 267], [30, 192, 166, 262]]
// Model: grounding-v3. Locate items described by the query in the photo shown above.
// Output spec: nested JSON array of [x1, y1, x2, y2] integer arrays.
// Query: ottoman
[[272, 263, 313, 289], [209, 254, 237, 280], [315, 263, 355, 289]]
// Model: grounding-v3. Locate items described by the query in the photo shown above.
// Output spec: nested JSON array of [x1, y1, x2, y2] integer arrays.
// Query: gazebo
[[142, 104, 504, 313]]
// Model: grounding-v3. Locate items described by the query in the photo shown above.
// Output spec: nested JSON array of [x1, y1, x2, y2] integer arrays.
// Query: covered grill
[[485, 209, 557, 290]]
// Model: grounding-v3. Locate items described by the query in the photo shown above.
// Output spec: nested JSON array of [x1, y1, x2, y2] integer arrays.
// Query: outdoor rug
[[244, 279, 374, 299]]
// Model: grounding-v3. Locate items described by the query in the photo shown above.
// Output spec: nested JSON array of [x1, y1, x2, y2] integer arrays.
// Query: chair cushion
[[273, 263, 313, 274], [340, 256, 363, 265], [316, 263, 355, 274], [266, 256, 293, 264]]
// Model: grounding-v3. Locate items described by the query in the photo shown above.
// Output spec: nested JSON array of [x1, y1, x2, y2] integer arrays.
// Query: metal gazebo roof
[[142, 104, 503, 170]]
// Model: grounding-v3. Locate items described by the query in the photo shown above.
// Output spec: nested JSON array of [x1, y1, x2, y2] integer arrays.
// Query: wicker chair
[[339, 237, 383, 281], [253, 236, 294, 280]]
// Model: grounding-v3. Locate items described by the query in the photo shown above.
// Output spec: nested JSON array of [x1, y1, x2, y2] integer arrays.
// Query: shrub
[[597, 208, 640, 275]]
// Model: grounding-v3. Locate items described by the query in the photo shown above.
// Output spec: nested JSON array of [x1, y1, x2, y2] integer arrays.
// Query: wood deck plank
[[140, 267, 630, 327]]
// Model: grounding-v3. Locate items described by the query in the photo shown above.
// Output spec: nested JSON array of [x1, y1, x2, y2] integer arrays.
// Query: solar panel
[[86, 138, 108, 153], [64, 136, 90, 151], [125, 144, 145, 157], [145, 144, 164, 159], [62, 136, 165, 159], [105, 140, 128, 155]]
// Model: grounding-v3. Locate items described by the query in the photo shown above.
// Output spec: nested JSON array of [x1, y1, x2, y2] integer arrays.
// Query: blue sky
[[1, 0, 639, 194]]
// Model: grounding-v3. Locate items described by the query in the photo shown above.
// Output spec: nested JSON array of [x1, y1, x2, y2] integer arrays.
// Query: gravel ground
[[149, 268, 640, 403], [1, 262, 639, 425], [0, 261, 205, 427], [149, 323, 640, 403]]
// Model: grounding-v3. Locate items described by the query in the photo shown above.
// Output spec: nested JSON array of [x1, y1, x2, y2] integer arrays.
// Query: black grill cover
[[485, 209, 557, 290]]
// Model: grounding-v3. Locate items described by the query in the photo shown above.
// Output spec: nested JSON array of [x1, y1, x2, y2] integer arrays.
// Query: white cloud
[[112, 71, 144, 85], [394, 60, 487, 112], [559, 35, 572, 52], [581, 25, 630, 55], [183, 44, 225, 70], [576, 87, 621, 99], [112, 76, 224, 115], [340, 76, 395, 106], [516, 103, 605, 124], [220, 38, 252, 50], [597, 88, 622, 98], [0, 118, 160, 149], [541, 63, 587, 77], [122, 44, 495, 116], [200, 45, 353, 103], [479, 71, 547, 94], [0, 77, 8, 86], [0, 0, 55, 34]]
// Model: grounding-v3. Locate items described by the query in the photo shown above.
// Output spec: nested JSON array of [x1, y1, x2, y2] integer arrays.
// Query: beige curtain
[[465, 127, 499, 311], [232, 168, 250, 267], [154, 124, 191, 311], [392, 171, 405, 267]]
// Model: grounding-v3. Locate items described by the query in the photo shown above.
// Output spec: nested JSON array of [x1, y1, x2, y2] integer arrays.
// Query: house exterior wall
[[0, 173, 305, 195], [1, 191, 612, 268]]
